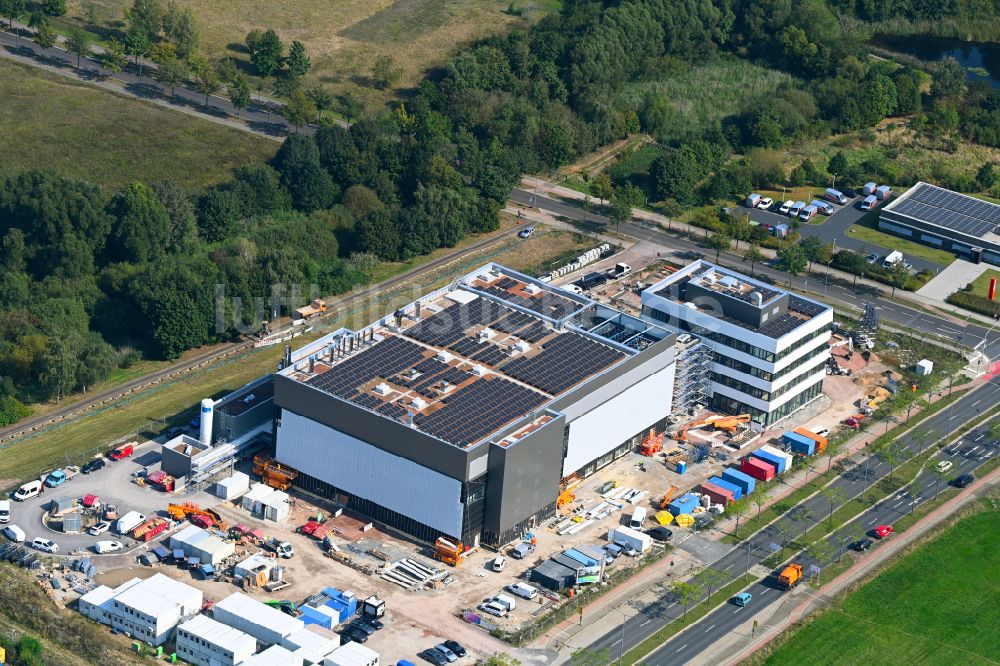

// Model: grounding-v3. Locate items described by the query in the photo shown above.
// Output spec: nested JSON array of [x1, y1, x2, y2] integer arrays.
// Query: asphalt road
[[587, 375, 1000, 664], [509, 189, 1000, 358], [743, 197, 941, 274]]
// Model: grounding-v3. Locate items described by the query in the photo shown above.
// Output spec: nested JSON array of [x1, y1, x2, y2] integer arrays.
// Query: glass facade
[[710, 378, 824, 425]]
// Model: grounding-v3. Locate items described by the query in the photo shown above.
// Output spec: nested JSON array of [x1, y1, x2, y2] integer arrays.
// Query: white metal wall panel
[[277, 411, 463, 536], [562, 363, 675, 476]]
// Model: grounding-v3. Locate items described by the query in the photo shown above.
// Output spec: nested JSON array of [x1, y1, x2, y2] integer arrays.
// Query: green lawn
[[759, 503, 1000, 666], [967, 269, 1000, 298], [0, 61, 276, 189], [846, 213, 957, 267]]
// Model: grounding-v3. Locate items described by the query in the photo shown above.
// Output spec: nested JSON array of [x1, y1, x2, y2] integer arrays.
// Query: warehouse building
[[641, 260, 832, 426], [272, 263, 677, 547], [79, 573, 202, 646], [175, 614, 257, 666], [880, 182, 1000, 265], [170, 525, 236, 566]]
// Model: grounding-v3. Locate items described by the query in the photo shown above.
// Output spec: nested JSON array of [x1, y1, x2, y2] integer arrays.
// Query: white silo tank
[[199, 398, 215, 445]]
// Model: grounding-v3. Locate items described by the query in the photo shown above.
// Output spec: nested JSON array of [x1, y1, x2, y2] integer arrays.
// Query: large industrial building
[[272, 264, 677, 547], [641, 260, 832, 426], [880, 182, 1000, 265]]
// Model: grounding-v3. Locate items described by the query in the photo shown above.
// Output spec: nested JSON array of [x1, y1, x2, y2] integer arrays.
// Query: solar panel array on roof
[[479, 285, 580, 321], [515, 322, 551, 343], [405, 298, 507, 348], [306, 336, 426, 399], [491, 311, 535, 334], [788, 296, 826, 317], [893, 183, 1000, 237], [504, 334, 626, 394], [414, 378, 546, 447]]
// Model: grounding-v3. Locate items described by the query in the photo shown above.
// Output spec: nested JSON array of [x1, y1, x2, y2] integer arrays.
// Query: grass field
[[759, 501, 1000, 665], [0, 62, 276, 189], [846, 213, 957, 266], [967, 268, 1000, 298], [65, 0, 553, 109], [615, 58, 795, 141], [0, 222, 594, 485]]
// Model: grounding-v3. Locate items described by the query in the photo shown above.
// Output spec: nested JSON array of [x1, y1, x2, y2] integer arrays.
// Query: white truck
[[115, 511, 146, 535], [882, 250, 903, 269], [608, 526, 653, 554]]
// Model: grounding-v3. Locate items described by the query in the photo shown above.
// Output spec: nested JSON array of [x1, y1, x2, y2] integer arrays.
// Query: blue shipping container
[[751, 449, 787, 474], [667, 493, 700, 516], [783, 431, 816, 456], [708, 476, 744, 500], [563, 548, 599, 568], [721, 467, 756, 495]]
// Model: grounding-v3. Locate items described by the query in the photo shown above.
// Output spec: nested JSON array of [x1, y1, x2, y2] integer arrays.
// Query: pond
[[873, 35, 1000, 87]]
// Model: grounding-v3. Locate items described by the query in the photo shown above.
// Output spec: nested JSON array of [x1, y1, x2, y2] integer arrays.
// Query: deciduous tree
[[743, 243, 764, 275], [228, 71, 251, 118], [65, 28, 91, 68], [246, 27, 283, 77]]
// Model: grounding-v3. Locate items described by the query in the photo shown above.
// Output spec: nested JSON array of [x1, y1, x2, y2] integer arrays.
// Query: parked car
[[615, 541, 638, 557], [340, 626, 369, 645], [508, 582, 538, 600], [433, 644, 458, 663], [603, 543, 623, 558], [348, 619, 378, 636], [518, 227, 535, 239], [841, 188, 859, 198], [442, 640, 467, 658], [491, 556, 506, 572], [935, 460, 953, 473], [420, 650, 449, 666], [852, 538, 873, 552], [779, 200, 794, 214], [733, 592, 752, 607], [954, 473, 976, 488], [479, 601, 508, 617], [757, 197, 774, 210], [88, 521, 111, 536], [874, 524, 894, 539], [94, 540, 124, 554], [165, 427, 184, 439], [31, 538, 59, 553], [81, 459, 106, 474], [646, 526, 673, 542], [903, 262, 913, 271], [866, 252, 881, 265], [108, 443, 134, 460]]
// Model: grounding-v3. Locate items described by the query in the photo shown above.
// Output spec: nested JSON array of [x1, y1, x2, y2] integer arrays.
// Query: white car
[[778, 200, 794, 214], [757, 197, 774, 210], [479, 601, 508, 617], [88, 521, 111, 536], [31, 537, 59, 553], [94, 540, 124, 554], [936, 460, 953, 473]]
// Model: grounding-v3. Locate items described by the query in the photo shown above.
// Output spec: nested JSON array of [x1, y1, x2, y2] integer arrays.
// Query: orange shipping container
[[794, 427, 827, 454]]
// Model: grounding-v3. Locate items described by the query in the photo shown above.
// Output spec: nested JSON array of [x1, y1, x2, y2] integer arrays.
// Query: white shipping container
[[324, 641, 380, 666], [243, 645, 303, 666], [212, 592, 304, 647]]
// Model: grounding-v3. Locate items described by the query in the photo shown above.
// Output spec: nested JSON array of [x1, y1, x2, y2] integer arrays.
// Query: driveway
[[4, 440, 217, 554]]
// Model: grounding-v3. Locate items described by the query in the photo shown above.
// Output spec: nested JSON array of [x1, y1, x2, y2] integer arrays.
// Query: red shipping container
[[700, 481, 734, 505], [741, 457, 775, 481]]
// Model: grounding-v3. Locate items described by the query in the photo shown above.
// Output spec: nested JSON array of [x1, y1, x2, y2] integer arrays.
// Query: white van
[[491, 594, 517, 612], [508, 582, 538, 600], [882, 251, 903, 269], [3, 524, 26, 542], [0, 500, 10, 523], [13, 480, 42, 501], [629, 507, 647, 529], [115, 511, 146, 535]]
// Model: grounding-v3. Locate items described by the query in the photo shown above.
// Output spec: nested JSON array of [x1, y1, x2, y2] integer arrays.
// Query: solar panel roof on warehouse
[[886, 182, 1000, 238], [284, 267, 664, 448]]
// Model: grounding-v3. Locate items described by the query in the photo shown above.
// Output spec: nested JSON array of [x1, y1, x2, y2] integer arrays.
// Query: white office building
[[102, 573, 202, 646], [324, 642, 380, 666], [212, 592, 305, 647], [243, 645, 303, 666], [176, 615, 257, 666], [642, 260, 832, 426]]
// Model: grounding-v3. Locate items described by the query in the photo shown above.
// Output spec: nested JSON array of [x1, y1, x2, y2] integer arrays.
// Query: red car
[[874, 524, 894, 539], [109, 443, 134, 460]]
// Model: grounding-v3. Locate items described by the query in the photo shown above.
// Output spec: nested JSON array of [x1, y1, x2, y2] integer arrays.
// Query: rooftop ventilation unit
[[437, 350, 453, 363], [524, 284, 541, 295], [479, 328, 496, 341], [470, 365, 487, 376], [514, 340, 531, 353], [373, 383, 392, 396], [750, 291, 763, 306], [411, 397, 428, 411]]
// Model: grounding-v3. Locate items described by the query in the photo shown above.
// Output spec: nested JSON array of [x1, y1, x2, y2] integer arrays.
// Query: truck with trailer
[[777, 563, 803, 590]]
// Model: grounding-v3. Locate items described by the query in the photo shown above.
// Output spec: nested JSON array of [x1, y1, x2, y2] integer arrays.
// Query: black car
[[421, 650, 450, 666], [852, 539, 873, 552], [361, 616, 384, 630], [165, 426, 184, 438], [954, 473, 975, 488], [349, 619, 377, 636], [81, 459, 106, 474], [841, 188, 859, 198], [443, 640, 467, 657], [340, 627, 369, 645], [647, 526, 673, 542]]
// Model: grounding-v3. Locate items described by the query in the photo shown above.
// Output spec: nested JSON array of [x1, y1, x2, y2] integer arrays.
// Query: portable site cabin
[[782, 431, 816, 456], [282, 625, 339, 665], [214, 472, 251, 500], [242, 483, 275, 515], [667, 493, 700, 516], [741, 457, 775, 481], [212, 592, 305, 647], [260, 490, 290, 522], [707, 476, 744, 500], [531, 560, 577, 591], [242, 645, 303, 666], [720, 467, 756, 495]]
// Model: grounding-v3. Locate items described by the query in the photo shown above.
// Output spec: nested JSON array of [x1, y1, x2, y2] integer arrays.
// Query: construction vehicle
[[265, 600, 298, 616], [253, 455, 299, 491], [639, 428, 665, 456], [777, 563, 803, 590], [295, 298, 327, 320], [264, 537, 294, 558], [167, 503, 228, 531], [557, 476, 580, 509], [659, 485, 679, 509], [433, 536, 464, 567], [132, 517, 169, 542], [672, 414, 750, 442]]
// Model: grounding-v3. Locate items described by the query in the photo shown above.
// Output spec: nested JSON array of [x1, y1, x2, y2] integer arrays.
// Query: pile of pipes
[[379, 557, 445, 591]]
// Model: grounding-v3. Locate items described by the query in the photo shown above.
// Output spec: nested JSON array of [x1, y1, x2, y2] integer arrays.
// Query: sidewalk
[[707, 454, 1000, 666]]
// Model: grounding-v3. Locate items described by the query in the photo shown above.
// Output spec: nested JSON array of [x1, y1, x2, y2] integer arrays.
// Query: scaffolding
[[672, 335, 711, 418]]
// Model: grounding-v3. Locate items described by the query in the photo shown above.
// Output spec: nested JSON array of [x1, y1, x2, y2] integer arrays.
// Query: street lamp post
[[861, 443, 871, 502]]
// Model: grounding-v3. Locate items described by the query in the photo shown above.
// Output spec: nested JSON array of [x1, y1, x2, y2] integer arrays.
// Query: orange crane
[[672, 414, 750, 441], [557, 476, 580, 509], [639, 428, 665, 456], [433, 536, 464, 567], [659, 485, 679, 509], [253, 455, 298, 491], [167, 502, 229, 530]]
